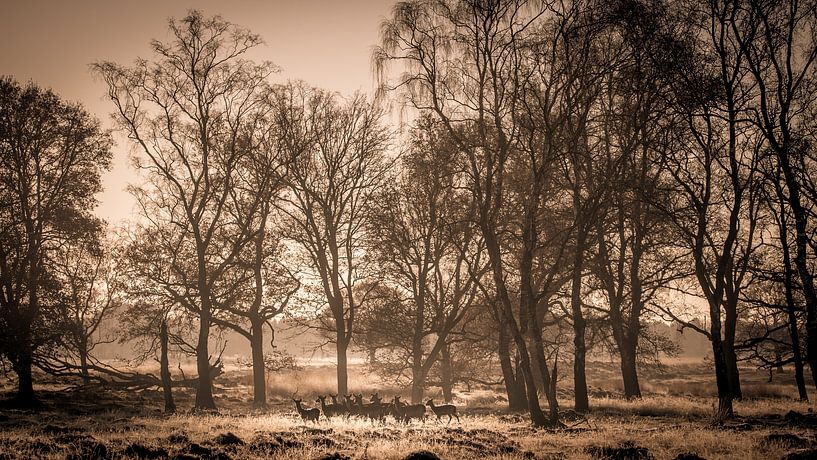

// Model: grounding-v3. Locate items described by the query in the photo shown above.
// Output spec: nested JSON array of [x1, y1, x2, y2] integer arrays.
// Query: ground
[[0, 360, 816, 459]]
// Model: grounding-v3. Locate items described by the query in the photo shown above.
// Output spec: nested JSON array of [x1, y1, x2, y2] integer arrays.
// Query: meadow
[[0, 360, 815, 459]]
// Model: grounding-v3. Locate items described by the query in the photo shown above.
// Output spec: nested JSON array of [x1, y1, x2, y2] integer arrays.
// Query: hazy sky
[[1, 0, 396, 224]]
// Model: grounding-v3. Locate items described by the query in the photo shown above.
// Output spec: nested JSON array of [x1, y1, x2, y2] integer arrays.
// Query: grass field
[[1, 360, 816, 459]]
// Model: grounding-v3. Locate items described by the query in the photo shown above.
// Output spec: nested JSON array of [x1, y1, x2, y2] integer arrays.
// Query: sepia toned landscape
[[3, 0, 817, 459]]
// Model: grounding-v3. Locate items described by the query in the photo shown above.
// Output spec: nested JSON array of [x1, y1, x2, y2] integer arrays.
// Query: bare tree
[[732, 0, 817, 391], [203, 87, 299, 408], [94, 11, 276, 410], [0, 77, 113, 405], [275, 82, 389, 396], [657, 0, 764, 418], [362, 115, 485, 402], [376, 0, 572, 426], [588, 0, 687, 399], [46, 230, 122, 383]]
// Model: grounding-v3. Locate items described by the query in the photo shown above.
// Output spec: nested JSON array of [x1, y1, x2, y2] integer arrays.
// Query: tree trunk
[[160, 320, 176, 413], [336, 335, 348, 396], [626, 200, 645, 400], [483, 216, 549, 426], [723, 337, 742, 400], [512, 334, 548, 426], [776, 148, 817, 391], [721, 300, 741, 400], [498, 319, 527, 411], [518, 194, 558, 422], [410, 369, 425, 404], [15, 266, 38, 406], [708, 293, 734, 419], [13, 351, 36, 405], [780, 213, 808, 400], [79, 339, 90, 385], [620, 340, 641, 399], [250, 319, 267, 408], [440, 344, 454, 403], [526, 309, 559, 422], [789, 313, 808, 401], [712, 336, 734, 419], [571, 232, 589, 412], [194, 311, 216, 410]]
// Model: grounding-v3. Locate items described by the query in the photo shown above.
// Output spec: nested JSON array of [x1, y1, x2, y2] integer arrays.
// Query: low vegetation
[[1, 362, 815, 459]]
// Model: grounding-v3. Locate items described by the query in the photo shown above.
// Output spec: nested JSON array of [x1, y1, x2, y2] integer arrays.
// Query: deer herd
[[292, 393, 460, 424]]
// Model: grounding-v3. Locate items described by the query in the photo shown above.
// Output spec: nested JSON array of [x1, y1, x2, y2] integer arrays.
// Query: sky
[[0, 0, 397, 224]]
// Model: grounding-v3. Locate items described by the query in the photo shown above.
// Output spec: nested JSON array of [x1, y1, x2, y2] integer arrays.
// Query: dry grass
[[1, 361, 816, 459]]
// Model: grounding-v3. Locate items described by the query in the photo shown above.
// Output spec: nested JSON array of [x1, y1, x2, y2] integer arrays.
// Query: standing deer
[[293, 398, 320, 423], [330, 394, 349, 417], [426, 399, 459, 424], [316, 395, 345, 420], [391, 396, 426, 424], [354, 393, 386, 422], [344, 394, 360, 418]]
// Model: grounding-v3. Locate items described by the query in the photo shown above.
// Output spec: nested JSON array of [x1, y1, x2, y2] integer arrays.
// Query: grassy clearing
[[0, 361, 816, 459]]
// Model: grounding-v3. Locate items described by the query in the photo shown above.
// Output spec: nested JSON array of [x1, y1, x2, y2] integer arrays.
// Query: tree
[[94, 11, 276, 410], [362, 115, 485, 403], [44, 230, 122, 383], [588, 0, 687, 399], [658, 0, 763, 417], [0, 77, 112, 405], [201, 84, 298, 409], [118, 225, 191, 413], [376, 0, 575, 426], [276, 83, 389, 397], [210, 236, 300, 408], [732, 0, 817, 391], [738, 157, 810, 401]]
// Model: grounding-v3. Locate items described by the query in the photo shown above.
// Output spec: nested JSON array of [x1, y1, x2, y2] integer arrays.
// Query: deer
[[330, 394, 349, 418], [354, 393, 386, 422], [369, 393, 390, 421], [292, 398, 320, 423], [426, 398, 459, 424], [316, 395, 345, 420], [391, 396, 426, 424], [344, 394, 361, 418]]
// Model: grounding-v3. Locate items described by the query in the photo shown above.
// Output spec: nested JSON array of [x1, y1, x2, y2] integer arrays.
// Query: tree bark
[[526, 306, 559, 422], [519, 196, 559, 423], [712, 336, 734, 419], [79, 339, 90, 385], [625, 197, 645, 399], [779, 204, 808, 400], [336, 335, 349, 397], [776, 149, 817, 391], [722, 311, 742, 400], [159, 320, 176, 413], [571, 230, 589, 412], [440, 344, 454, 403], [13, 351, 36, 405], [619, 340, 641, 399], [709, 291, 733, 418], [498, 318, 527, 411], [410, 280, 427, 404], [15, 260, 39, 405], [486, 233, 549, 425], [194, 309, 216, 410], [789, 306, 808, 401], [410, 369, 426, 404], [250, 319, 267, 408]]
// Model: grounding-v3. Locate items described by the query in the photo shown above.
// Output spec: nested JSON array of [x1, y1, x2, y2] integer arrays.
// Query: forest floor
[[1, 360, 816, 459]]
